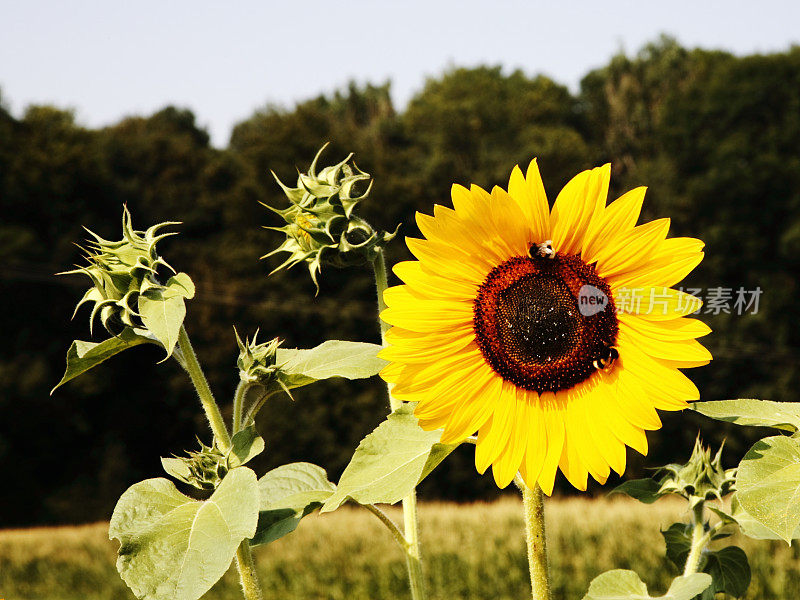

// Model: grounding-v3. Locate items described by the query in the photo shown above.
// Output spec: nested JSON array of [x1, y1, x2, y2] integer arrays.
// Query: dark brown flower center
[[473, 249, 618, 393]]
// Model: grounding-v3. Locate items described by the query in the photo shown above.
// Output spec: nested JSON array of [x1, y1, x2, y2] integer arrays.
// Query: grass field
[[1, 497, 798, 600]]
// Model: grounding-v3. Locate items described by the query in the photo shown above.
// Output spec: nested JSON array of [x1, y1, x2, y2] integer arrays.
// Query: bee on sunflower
[[378, 160, 711, 493]]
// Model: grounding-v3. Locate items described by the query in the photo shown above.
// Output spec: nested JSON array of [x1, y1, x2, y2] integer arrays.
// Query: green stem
[[363, 503, 409, 550], [176, 325, 263, 600], [518, 477, 551, 600], [232, 380, 249, 433], [235, 541, 264, 600], [683, 503, 709, 576], [177, 325, 232, 451], [372, 250, 428, 600]]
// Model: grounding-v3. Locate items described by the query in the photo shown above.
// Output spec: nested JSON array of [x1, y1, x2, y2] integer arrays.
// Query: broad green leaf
[[610, 478, 665, 504], [160, 457, 193, 483], [704, 546, 750, 598], [277, 340, 387, 387], [251, 462, 336, 546], [660, 523, 692, 570], [731, 493, 800, 540], [51, 328, 147, 393], [583, 570, 711, 600], [692, 399, 800, 432], [109, 467, 259, 600], [736, 435, 800, 543], [228, 425, 265, 468], [164, 272, 195, 299], [138, 288, 187, 358], [322, 405, 458, 512], [707, 506, 737, 527]]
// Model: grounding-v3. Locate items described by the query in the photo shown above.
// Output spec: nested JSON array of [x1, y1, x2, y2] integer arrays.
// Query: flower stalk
[[176, 325, 263, 599], [518, 477, 552, 600], [373, 248, 428, 600], [177, 325, 231, 451], [683, 502, 713, 576]]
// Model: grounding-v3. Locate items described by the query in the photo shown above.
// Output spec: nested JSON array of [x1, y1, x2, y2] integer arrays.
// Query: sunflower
[[378, 161, 711, 493]]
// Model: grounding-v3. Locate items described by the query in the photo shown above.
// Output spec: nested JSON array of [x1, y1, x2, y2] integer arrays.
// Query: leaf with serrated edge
[[52, 328, 148, 393], [138, 290, 186, 358], [109, 467, 259, 600], [322, 405, 457, 512], [610, 478, 665, 504], [251, 462, 336, 546], [277, 340, 387, 382], [693, 399, 800, 432], [705, 546, 750, 598], [228, 425, 265, 468], [736, 435, 800, 543], [731, 493, 800, 540], [583, 570, 711, 600]]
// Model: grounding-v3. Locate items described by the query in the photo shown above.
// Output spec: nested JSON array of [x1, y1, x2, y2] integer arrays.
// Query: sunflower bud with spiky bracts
[[162, 438, 229, 490], [235, 329, 294, 398], [63, 207, 179, 335], [261, 144, 398, 290], [656, 437, 736, 509]]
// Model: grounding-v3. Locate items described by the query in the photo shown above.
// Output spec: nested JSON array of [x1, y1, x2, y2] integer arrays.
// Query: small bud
[[261, 144, 398, 289], [162, 438, 228, 490], [235, 329, 294, 399], [656, 437, 735, 508], [62, 207, 179, 335]]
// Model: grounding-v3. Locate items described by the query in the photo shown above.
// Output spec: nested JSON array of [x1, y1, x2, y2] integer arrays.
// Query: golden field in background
[[1, 497, 797, 599]]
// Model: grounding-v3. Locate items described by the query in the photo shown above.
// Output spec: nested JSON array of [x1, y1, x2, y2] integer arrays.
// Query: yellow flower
[[379, 161, 711, 493]]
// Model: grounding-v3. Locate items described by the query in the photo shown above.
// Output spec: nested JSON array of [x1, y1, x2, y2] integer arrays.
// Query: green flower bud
[[235, 329, 294, 399], [656, 437, 736, 508], [62, 207, 179, 335], [261, 144, 398, 290], [162, 438, 228, 491]]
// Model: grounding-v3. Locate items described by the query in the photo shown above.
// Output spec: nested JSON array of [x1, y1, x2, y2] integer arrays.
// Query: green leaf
[[228, 425, 265, 468], [277, 340, 387, 388], [109, 468, 259, 600], [164, 272, 195, 299], [730, 493, 800, 540], [160, 457, 193, 483], [610, 478, 665, 504], [704, 546, 750, 598], [138, 287, 187, 358], [51, 328, 148, 393], [321, 405, 457, 512], [692, 399, 800, 432], [661, 523, 692, 570], [707, 506, 737, 527], [736, 435, 800, 543], [251, 462, 336, 546], [583, 570, 712, 600]]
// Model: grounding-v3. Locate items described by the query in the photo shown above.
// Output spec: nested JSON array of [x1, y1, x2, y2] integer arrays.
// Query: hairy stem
[[372, 250, 428, 600], [363, 503, 409, 550], [683, 503, 709, 576], [176, 326, 263, 600], [235, 541, 264, 600], [518, 476, 552, 600], [177, 325, 231, 451], [232, 380, 250, 433]]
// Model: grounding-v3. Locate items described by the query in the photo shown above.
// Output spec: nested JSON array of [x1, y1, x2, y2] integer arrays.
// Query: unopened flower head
[[63, 207, 179, 335], [166, 438, 228, 490], [234, 329, 300, 403], [262, 144, 397, 289], [656, 437, 735, 508]]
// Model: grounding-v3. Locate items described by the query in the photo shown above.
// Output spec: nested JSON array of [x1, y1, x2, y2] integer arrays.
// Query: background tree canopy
[[3, 37, 799, 526]]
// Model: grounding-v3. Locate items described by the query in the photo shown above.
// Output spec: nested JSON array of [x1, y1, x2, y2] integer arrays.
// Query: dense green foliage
[[3, 38, 800, 526]]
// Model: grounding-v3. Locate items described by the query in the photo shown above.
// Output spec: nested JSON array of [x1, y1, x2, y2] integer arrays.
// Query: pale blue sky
[[1, 0, 798, 147]]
